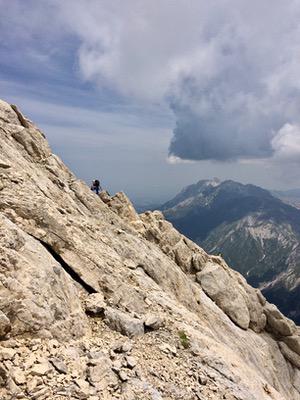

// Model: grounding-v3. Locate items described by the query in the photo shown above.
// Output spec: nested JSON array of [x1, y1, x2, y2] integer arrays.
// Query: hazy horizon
[[1, 1, 300, 203]]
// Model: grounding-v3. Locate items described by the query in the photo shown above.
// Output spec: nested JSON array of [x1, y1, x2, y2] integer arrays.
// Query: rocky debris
[[87, 352, 118, 390], [104, 308, 144, 338], [49, 357, 68, 374], [264, 303, 296, 336], [0, 346, 16, 360], [144, 314, 164, 331], [0, 366, 7, 387], [112, 341, 133, 354], [30, 361, 53, 377], [85, 293, 106, 316], [159, 343, 177, 356], [11, 367, 26, 385], [0, 99, 299, 399], [125, 355, 137, 369], [0, 311, 11, 340], [118, 369, 128, 382]]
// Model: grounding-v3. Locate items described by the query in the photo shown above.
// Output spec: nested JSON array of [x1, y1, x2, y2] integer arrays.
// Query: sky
[[1, 0, 300, 203]]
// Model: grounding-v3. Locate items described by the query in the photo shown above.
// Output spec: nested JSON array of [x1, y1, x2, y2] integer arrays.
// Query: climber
[[91, 179, 102, 195]]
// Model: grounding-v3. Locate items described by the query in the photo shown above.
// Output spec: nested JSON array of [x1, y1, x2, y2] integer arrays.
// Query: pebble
[[30, 363, 52, 377], [11, 367, 26, 385], [49, 357, 68, 374], [0, 347, 16, 360], [118, 370, 128, 382], [125, 356, 137, 369]]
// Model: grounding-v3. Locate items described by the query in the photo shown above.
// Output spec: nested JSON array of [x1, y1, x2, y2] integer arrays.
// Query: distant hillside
[[161, 179, 300, 323], [273, 189, 300, 209]]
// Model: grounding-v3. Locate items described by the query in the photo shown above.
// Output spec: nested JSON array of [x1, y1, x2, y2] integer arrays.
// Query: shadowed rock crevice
[[37, 238, 97, 295], [10, 104, 30, 128]]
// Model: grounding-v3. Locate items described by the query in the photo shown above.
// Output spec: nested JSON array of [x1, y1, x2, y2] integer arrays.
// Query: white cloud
[[167, 155, 196, 165], [52, 0, 300, 164], [3, 0, 300, 167], [272, 124, 300, 163]]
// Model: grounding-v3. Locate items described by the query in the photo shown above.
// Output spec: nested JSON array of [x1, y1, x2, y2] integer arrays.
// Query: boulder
[[264, 303, 296, 337], [196, 262, 250, 330], [30, 362, 53, 377], [87, 353, 118, 390], [144, 314, 164, 331], [49, 357, 68, 374], [279, 342, 300, 368], [283, 335, 300, 355], [104, 308, 144, 338], [85, 293, 106, 317]]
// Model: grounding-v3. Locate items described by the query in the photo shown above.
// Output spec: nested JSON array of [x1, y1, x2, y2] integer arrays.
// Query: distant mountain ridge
[[161, 179, 300, 323], [273, 188, 300, 209]]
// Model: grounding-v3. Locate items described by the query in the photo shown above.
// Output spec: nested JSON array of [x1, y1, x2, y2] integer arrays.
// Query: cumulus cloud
[[53, 0, 300, 163], [3, 0, 300, 165], [272, 124, 300, 162]]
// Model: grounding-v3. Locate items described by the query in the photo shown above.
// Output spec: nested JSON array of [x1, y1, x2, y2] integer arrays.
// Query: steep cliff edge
[[0, 99, 300, 399]]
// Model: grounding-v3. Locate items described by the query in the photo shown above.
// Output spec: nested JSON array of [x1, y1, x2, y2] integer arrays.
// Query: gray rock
[[118, 370, 129, 382], [283, 335, 300, 355], [11, 367, 26, 385], [0, 215, 88, 340], [85, 293, 106, 316], [159, 343, 177, 356], [196, 262, 250, 330], [279, 341, 300, 368], [264, 303, 296, 336], [49, 357, 68, 374], [30, 362, 52, 377], [87, 353, 118, 390], [105, 308, 144, 338], [126, 356, 137, 369], [144, 315, 164, 331], [74, 378, 91, 398], [121, 342, 133, 353], [0, 347, 16, 360]]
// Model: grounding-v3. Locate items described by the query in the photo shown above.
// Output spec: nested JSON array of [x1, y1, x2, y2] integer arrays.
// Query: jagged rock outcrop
[[0, 98, 300, 399]]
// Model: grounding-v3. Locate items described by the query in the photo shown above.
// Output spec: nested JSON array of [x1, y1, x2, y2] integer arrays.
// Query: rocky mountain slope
[[1, 100, 300, 399], [161, 179, 300, 324]]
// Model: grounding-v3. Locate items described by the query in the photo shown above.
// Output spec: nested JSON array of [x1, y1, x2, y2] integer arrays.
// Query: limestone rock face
[[0, 214, 88, 340], [196, 262, 251, 329], [0, 99, 299, 399], [0, 311, 11, 339]]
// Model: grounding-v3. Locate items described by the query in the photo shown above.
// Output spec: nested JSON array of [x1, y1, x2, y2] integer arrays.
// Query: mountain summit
[[0, 101, 300, 399], [161, 179, 300, 324]]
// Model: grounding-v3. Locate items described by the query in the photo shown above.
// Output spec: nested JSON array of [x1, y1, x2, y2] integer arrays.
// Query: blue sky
[[1, 1, 300, 203]]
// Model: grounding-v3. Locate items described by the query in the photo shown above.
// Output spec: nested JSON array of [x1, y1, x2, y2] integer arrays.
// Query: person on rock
[[91, 179, 102, 195]]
